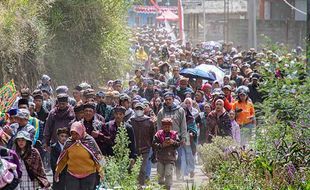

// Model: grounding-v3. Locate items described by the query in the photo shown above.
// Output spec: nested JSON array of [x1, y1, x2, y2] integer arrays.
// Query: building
[[183, 0, 248, 44], [259, 0, 307, 21], [183, 0, 306, 49], [128, 0, 179, 27]]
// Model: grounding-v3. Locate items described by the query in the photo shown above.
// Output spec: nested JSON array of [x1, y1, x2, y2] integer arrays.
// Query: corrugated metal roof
[[184, 0, 247, 14]]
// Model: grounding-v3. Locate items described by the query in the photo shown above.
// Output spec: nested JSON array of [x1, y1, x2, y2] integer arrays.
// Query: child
[[229, 110, 241, 145], [153, 118, 180, 190], [51, 127, 69, 190]]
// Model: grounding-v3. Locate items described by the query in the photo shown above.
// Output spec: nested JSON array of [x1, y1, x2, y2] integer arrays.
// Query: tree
[[0, 0, 133, 89]]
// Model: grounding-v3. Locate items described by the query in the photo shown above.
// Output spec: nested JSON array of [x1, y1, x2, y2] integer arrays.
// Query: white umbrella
[[195, 64, 226, 84]]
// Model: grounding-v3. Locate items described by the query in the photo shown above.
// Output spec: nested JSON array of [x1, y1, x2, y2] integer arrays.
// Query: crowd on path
[[0, 25, 304, 190]]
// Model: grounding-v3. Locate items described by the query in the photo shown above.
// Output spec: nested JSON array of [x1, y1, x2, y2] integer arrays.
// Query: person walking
[[129, 102, 155, 186], [14, 131, 50, 189], [232, 86, 255, 146], [55, 122, 104, 190], [153, 118, 180, 190]]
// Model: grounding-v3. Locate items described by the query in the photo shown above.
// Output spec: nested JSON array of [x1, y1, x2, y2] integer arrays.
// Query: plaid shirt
[[19, 160, 40, 190]]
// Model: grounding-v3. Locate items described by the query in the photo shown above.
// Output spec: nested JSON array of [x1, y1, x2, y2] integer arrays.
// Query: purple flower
[[274, 140, 281, 149], [286, 163, 296, 184], [289, 121, 296, 129]]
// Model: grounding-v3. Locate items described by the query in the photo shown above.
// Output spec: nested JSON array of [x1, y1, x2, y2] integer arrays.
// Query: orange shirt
[[232, 101, 255, 125]]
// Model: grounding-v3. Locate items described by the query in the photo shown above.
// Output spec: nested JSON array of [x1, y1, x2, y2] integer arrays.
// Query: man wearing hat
[[128, 103, 155, 185], [143, 79, 155, 102], [102, 106, 136, 159], [113, 80, 123, 93], [32, 90, 49, 123], [82, 88, 96, 103], [157, 92, 187, 180], [44, 93, 75, 149], [167, 66, 180, 87], [37, 74, 53, 95], [7, 109, 35, 148], [73, 103, 84, 121], [153, 117, 181, 190], [248, 73, 262, 103], [176, 77, 194, 102], [230, 65, 243, 87], [56, 85, 76, 107], [12, 88, 33, 109], [104, 91, 114, 106], [119, 94, 134, 122], [72, 85, 83, 104], [16, 98, 44, 147], [96, 91, 113, 122]]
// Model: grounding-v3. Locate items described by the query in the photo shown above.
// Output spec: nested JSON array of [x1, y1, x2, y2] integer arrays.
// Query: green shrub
[[103, 123, 141, 189], [198, 136, 238, 175], [201, 44, 310, 189]]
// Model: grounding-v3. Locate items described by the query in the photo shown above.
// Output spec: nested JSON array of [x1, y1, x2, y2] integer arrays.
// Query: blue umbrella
[[180, 68, 216, 81]]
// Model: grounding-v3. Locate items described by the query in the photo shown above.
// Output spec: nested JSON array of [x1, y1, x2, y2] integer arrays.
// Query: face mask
[[135, 110, 144, 117]]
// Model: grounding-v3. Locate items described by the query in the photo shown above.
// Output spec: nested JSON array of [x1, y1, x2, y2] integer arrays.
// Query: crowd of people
[[0, 25, 304, 190]]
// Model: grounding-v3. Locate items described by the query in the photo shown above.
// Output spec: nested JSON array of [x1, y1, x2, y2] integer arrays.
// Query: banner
[[0, 80, 17, 113]]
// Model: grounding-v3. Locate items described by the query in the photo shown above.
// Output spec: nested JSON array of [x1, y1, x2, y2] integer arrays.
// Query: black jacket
[[50, 142, 62, 174], [102, 120, 137, 159]]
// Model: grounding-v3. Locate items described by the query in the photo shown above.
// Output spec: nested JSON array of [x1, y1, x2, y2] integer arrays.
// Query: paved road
[[149, 164, 207, 190], [47, 164, 207, 189]]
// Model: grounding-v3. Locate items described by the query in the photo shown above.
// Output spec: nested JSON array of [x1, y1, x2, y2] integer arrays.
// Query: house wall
[[227, 19, 306, 49], [184, 18, 306, 49]]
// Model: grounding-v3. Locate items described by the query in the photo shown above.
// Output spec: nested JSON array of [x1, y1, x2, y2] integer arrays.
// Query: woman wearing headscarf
[[207, 99, 232, 142], [232, 86, 255, 146], [183, 98, 199, 118], [195, 102, 212, 144], [14, 131, 50, 189], [184, 107, 198, 178], [55, 121, 104, 190]]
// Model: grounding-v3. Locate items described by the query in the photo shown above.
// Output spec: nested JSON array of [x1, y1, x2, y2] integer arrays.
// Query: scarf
[[163, 103, 180, 112], [23, 148, 50, 188], [58, 134, 103, 165]]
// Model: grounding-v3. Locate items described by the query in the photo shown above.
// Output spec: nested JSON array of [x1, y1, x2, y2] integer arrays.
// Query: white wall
[[294, 0, 306, 21]]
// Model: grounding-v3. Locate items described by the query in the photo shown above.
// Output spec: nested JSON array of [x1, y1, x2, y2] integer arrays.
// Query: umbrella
[[195, 64, 226, 83], [180, 68, 216, 81], [202, 41, 222, 50], [156, 10, 179, 22]]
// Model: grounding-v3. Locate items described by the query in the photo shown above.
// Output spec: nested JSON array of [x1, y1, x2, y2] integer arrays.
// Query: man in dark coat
[[129, 103, 155, 185], [101, 106, 137, 159], [44, 94, 75, 149], [248, 73, 263, 103], [96, 91, 113, 122]]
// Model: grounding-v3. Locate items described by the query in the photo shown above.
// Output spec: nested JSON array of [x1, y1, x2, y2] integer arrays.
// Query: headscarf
[[215, 99, 225, 116], [70, 121, 86, 138], [57, 122, 103, 166]]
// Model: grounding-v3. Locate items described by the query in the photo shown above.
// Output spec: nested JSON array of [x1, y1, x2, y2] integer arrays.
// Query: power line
[[282, 0, 306, 15]]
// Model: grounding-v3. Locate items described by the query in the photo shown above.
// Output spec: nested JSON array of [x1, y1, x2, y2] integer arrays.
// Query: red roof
[[156, 10, 179, 21], [133, 5, 178, 14]]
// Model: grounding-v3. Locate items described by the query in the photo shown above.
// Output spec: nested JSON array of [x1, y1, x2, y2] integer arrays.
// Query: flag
[[150, 0, 161, 12], [0, 80, 17, 113], [178, 0, 185, 44]]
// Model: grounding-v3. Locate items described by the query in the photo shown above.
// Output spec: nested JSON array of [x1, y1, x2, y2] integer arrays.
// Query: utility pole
[[202, 0, 206, 41], [223, 0, 230, 42], [248, 0, 257, 49], [307, 0, 310, 73]]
